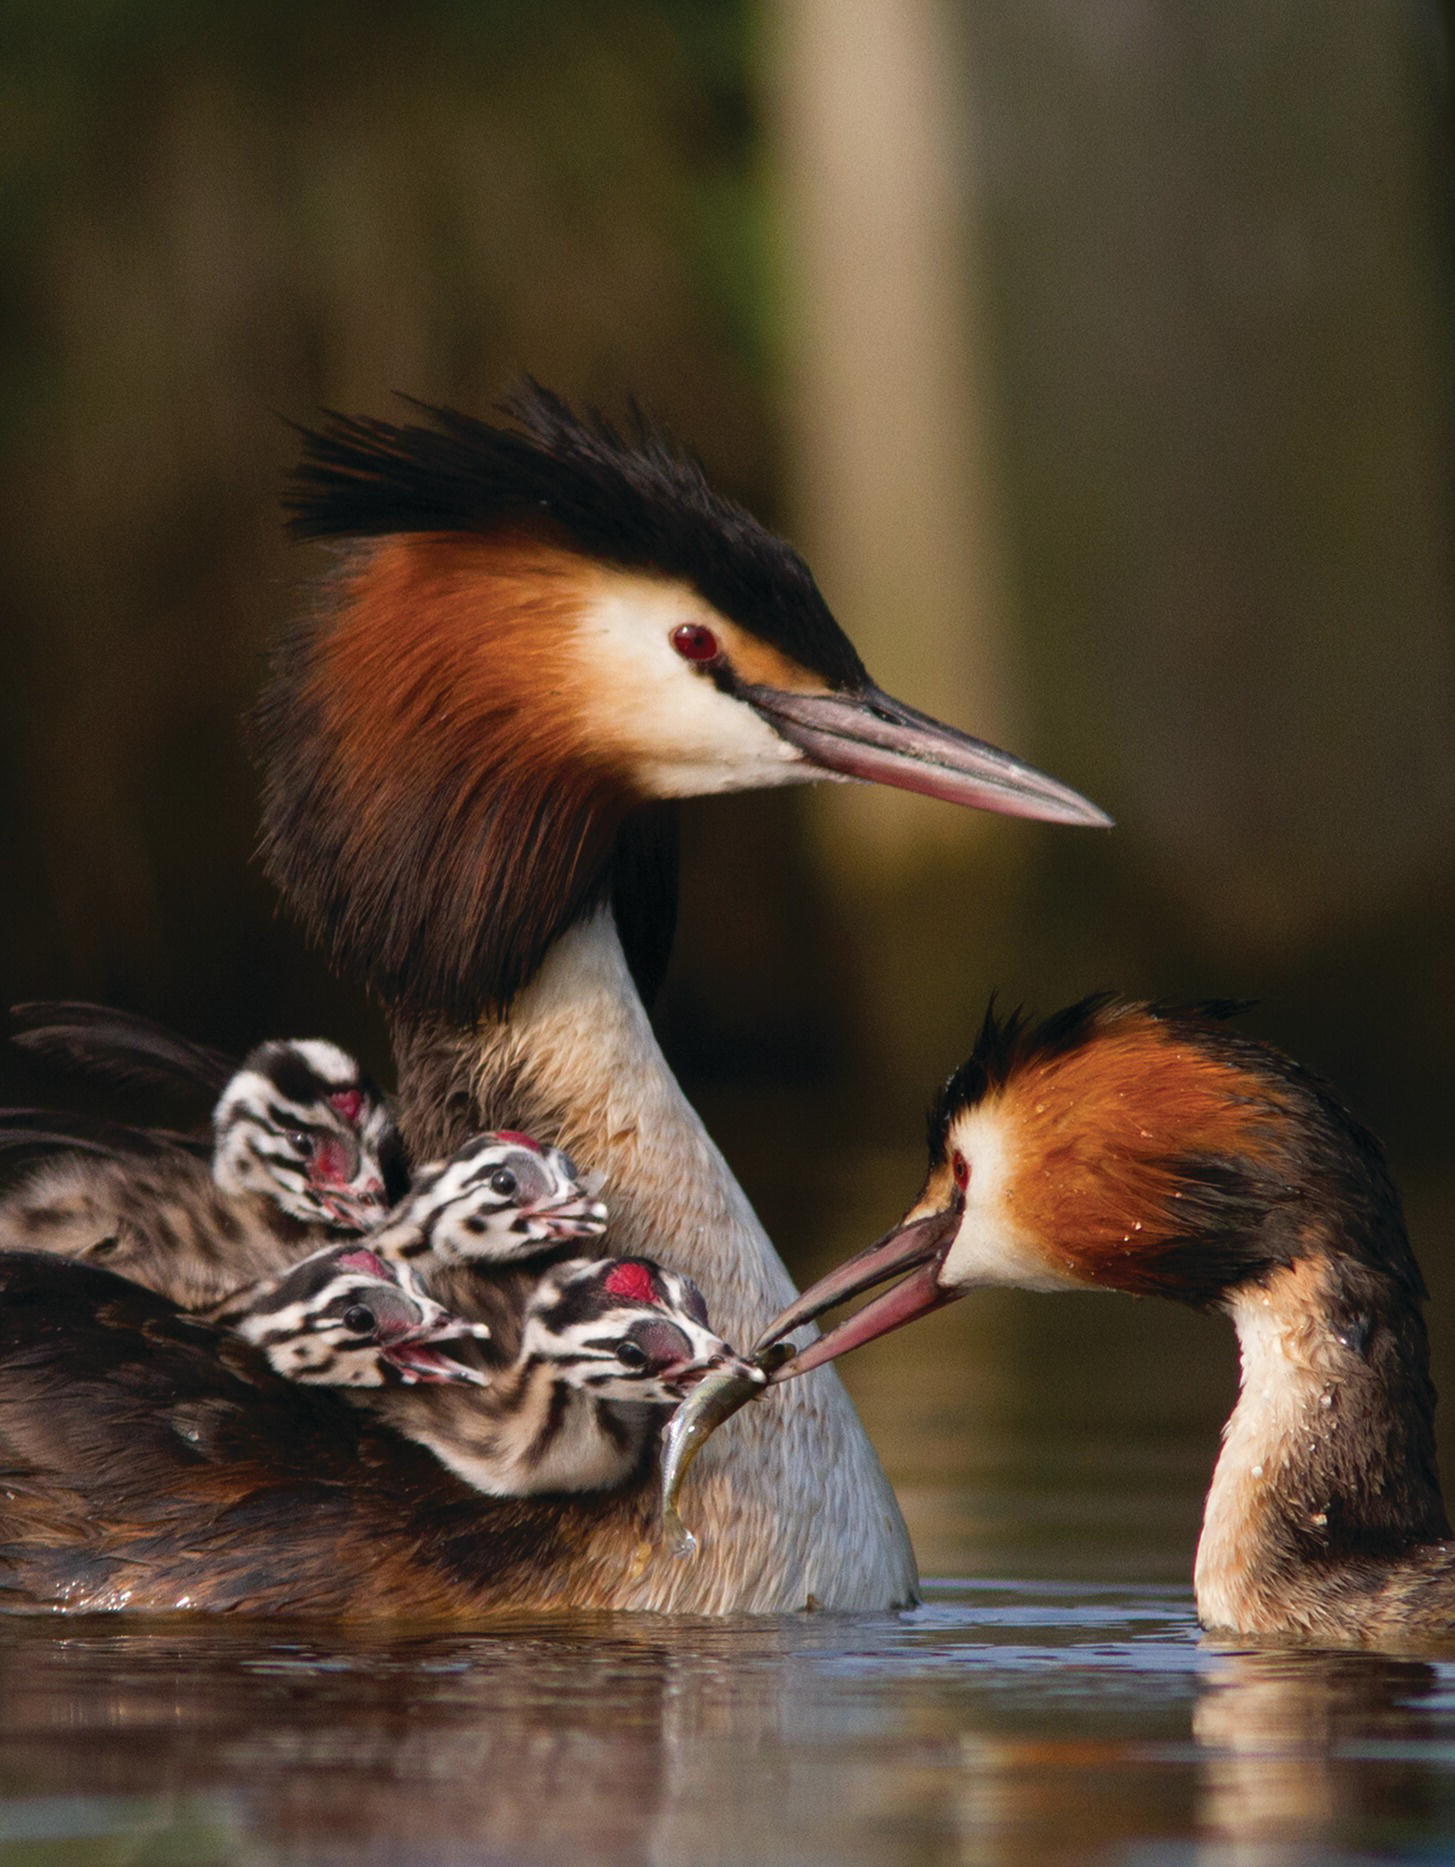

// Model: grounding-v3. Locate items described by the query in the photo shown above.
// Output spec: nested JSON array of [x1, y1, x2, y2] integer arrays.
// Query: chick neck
[[367, 1351, 654, 1499]]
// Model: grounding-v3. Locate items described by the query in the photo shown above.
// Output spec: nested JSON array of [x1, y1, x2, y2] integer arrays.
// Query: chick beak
[[381, 1313, 492, 1387], [743, 682, 1111, 829], [753, 1207, 962, 1381], [323, 1190, 388, 1230]]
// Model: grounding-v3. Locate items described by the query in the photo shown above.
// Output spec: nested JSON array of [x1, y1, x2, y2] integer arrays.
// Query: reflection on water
[[1194, 1644, 1455, 1864], [3, 1597, 1455, 1865]]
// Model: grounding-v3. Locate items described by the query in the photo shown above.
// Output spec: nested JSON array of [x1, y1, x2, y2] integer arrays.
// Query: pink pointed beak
[[527, 1194, 609, 1242], [753, 1206, 963, 1381], [743, 682, 1112, 829]]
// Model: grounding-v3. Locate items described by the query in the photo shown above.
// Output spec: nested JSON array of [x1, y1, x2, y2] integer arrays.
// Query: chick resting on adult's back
[[364, 1255, 750, 1500], [0, 1009, 402, 1309]]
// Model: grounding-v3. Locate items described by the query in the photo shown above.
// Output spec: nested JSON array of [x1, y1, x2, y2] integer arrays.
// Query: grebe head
[[222, 1243, 490, 1388], [212, 1039, 405, 1232], [372, 1131, 608, 1268], [522, 1255, 748, 1405], [260, 386, 1108, 1015], [760, 996, 1416, 1374]]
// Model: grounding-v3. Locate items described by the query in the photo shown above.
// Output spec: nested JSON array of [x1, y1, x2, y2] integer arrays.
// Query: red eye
[[670, 623, 720, 663], [952, 1151, 970, 1191]]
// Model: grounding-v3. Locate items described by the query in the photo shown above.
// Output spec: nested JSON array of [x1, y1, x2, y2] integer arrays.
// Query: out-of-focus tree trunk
[[764, 0, 1017, 874]]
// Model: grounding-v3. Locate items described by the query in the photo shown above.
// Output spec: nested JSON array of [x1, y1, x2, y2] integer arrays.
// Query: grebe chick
[[368, 1132, 607, 1270], [205, 1243, 491, 1389], [0, 1022, 406, 1308], [211, 1038, 404, 1232], [12, 1002, 407, 1231], [364, 1255, 750, 1498], [759, 997, 1455, 1648]]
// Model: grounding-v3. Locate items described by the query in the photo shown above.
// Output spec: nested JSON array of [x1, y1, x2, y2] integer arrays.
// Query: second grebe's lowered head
[[259, 386, 1108, 1015], [369, 1131, 608, 1269], [761, 996, 1421, 1374], [212, 1039, 405, 1233]]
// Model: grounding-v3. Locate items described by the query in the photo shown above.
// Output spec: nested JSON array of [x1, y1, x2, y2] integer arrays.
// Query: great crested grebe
[[0, 387, 1107, 1616], [757, 997, 1453, 1646], [0, 1023, 402, 1309]]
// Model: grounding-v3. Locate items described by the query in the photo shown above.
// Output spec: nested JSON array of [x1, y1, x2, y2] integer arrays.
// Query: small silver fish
[[659, 1344, 795, 1558]]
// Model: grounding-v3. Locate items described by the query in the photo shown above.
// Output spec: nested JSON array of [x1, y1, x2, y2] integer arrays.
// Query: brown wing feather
[[10, 1001, 237, 1102]]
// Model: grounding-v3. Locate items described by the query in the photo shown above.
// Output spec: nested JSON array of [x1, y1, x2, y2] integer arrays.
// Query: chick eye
[[342, 1304, 376, 1335], [616, 1341, 649, 1370], [952, 1150, 970, 1192], [670, 623, 719, 663], [489, 1168, 519, 1200]]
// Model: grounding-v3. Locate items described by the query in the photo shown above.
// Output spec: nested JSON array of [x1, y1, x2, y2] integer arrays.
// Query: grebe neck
[[392, 910, 792, 1341], [1196, 1240, 1448, 1639], [388, 909, 918, 1612]]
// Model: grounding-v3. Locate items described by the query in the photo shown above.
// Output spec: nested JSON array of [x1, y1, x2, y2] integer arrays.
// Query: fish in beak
[[753, 1205, 964, 1381], [742, 681, 1113, 829]]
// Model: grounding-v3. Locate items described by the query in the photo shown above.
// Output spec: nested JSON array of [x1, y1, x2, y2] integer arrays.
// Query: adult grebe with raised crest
[[0, 388, 1107, 1615]]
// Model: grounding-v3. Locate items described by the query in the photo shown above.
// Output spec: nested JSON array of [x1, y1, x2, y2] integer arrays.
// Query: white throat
[[413, 1374, 649, 1499]]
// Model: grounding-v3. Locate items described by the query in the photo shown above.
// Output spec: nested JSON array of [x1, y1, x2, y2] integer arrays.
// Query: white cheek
[[574, 579, 811, 796], [939, 1106, 1080, 1294]]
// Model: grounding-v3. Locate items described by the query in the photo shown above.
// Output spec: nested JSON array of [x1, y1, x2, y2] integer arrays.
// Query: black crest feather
[[285, 383, 866, 690]]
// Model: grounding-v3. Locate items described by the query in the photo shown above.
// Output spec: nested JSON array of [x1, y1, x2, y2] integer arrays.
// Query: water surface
[[5, 1584, 1455, 1866]]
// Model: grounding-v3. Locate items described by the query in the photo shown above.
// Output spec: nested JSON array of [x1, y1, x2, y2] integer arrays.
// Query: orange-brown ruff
[[765, 998, 1455, 1646], [300, 533, 633, 1015]]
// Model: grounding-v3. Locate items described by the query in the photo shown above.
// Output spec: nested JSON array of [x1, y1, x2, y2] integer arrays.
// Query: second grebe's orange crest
[[931, 997, 1296, 1301]]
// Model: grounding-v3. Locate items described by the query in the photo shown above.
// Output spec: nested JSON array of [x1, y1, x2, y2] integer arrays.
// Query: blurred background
[[1, 0, 1452, 1572]]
